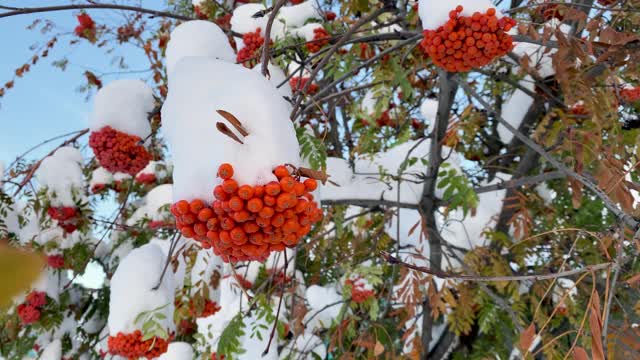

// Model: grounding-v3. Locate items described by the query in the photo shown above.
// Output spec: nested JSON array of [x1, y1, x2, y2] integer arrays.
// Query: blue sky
[[0, 0, 161, 166]]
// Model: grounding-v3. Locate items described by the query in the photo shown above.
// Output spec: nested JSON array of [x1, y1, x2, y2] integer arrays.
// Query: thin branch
[[0, 3, 194, 20], [260, 0, 287, 77], [380, 251, 614, 282]]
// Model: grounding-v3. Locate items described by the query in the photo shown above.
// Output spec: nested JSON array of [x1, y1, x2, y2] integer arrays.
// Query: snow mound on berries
[[293, 23, 324, 41], [418, 0, 504, 30], [279, 1, 323, 28], [90, 79, 154, 139], [137, 160, 169, 179], [322, 140, 460, 204], [231, 4, 285, 39], [420, 98, 438, 133], [108, 243, 175, 334], [162, 57, 300, 202], [304, 285, 342, 330], [128, 184, 173, 224], [36, 146, 84, 207], [282, 333, 327, 359], [157, 342, 194, 360], [251, 63, 292, 99], [166, 20, 236, 77], [90, 167, 113, 187], [498, 76, 535, 143], [40, 339, 62, 360]]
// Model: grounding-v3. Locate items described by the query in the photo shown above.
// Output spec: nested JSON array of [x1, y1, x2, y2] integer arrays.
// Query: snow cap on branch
[[418, 0, 504, 30], [36, 146, 85, 207]]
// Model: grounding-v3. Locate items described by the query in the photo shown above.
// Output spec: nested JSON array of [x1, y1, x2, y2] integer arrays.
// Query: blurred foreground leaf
[[0, 244, 44, 308]]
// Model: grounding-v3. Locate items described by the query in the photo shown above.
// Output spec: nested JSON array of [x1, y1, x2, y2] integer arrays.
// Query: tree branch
[[0, 3, 194, 21]]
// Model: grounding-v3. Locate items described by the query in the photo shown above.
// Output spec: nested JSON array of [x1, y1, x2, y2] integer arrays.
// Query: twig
[[263, 250, 287, 356], [380, 251, 614, 282], [0, 3, 194, 20], [153, 233, 180, 291], [260, 0, 287, 78]]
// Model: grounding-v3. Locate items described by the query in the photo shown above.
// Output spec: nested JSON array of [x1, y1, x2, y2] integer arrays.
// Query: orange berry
[[273, 165, 289, 179], [283, 234, 297, 246], [264, 195, 276, 206], [214, 186, 229, 201], [259, 206, 274, 218], [277, 193, 293, 209], [190, 199, 205, 213], [283, 219, 300, 234], [229, 196, 244, 212], [207, 231, 219, 242], [294, 182, 306, 196], [194, 223, 207, 236], [233, 210, 251, 223], [256, 216, 271, 227], [218, 163, 234, 179], [295, 199, 309, 213], [198, 208, 214, 222], [487, 8, 496, 16], [238, 185, 254, 200], [175, 200, 190, 215], [243, 222, 259, 233], [230, 227, 247, 245], [271, 214, 285, 227], [280, 177, 296, 192], [303, 179, 317, 191], [181, 226, 195, 238], [222, 179, 238, 194], [181, 213, 196, 225], [249, 232, 264, 245], [265, 181, 281, 196], [220, 217, 235, 230], [247, 198, 263, 213], [254, 185, 265, 198]]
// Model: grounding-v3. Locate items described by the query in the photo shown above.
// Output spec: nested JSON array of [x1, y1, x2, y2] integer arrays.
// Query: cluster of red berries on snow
[[74, 13, 97, 43], [345, 277, 375, 303], [597, 0, 617, 6], [290, 77, 319, 95], [17, 291, 47, 325], [236, 28, 270, 68], [89, 126, 152, 175], [47, 206, 79, 233], [47, 255, 65, 269], [621, 87, 640, 103], [107, 330, 170, 359], [420, 6, 516, 72], [135, 172, 157, 185], [306, 27, 330, 53], [171, 164, 323, 263]]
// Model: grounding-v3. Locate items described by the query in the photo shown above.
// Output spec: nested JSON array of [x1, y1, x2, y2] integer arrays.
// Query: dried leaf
[[374, 341, 384, 356], [0, 244, 44, 308], [519, 323, 536, 352], [589, 291, 605, 360], [573, 346, 590, 360]]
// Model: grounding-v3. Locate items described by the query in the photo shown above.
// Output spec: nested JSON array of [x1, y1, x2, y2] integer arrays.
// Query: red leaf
[[519, 323, 536, 353], [589, 291, 605, 360]]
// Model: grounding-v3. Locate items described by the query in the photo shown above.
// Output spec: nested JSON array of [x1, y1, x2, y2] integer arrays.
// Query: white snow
[[36, 146, 85, 207], [190, 250, 224, 299], [321, 140, 461, 205], [420, 98, 438, 133], [157, 342, 194, 360], [499, 76, 535, 143], [292, 23, 324, 42], [165, 20, 236, 78], [39, 339, 61, 360], [162, 57, 300, 202], [303, 284, 343, 330], [89, 79, 155, 139], [136, 160, 169, 179], [278, 1, 322, 28], [361, 88, 382, 115], [128, 184, 173, 225], [251, 63, 292, 99], [418, 0, 503, 31], [108, 243, 175, 335], [90, 167, 113, 188]]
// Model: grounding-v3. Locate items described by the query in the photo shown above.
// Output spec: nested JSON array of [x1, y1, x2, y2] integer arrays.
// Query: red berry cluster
[[107, 331, 170, 359], [91, 183, 107, 194], [597, 0, 617, 5], [135, 172, 157, 185], [47, 255, 65, 269], [194, 5, 208, 20], [237, 28, 271, 68], [289, 77, 319, 95], [345, 277, 375, 304], [326, 11, 337, 21], [171, 164, 323, 263], [89, 126, 152, 175], [17, 291, 47, 325], [306, 27, 330, 53], [74, 13, 97, 42], [47, 206, 78, 233], [621, 87, 640, 103], [291, 0, 304, 4], [569, 103, 589, 116], [420, 6, 516, 72], [215, 14, 232, 29]]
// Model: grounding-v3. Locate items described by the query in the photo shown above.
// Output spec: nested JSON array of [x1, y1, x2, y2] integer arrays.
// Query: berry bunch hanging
[[89, 126, 152, 175], [47, 206, 78, 233], [107, 330, 170, 359], [420, 6, 516, 72], [306, 27, 330, 53], [621, 87, 640, 103], [290, 77, 319, 95], [47, 255, 65, 269], [345, 276, 375, 303], [16, 291, 47, 325], [236, 28, 270, 68], [171, 164, 322, 263]]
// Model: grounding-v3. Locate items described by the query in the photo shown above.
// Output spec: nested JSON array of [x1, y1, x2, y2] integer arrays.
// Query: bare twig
[[260, 0, 287, 77], [0, 3, 194, 20]]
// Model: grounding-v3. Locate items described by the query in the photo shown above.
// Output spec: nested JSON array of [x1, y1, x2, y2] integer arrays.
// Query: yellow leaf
[[0, 244, 44, 308]]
